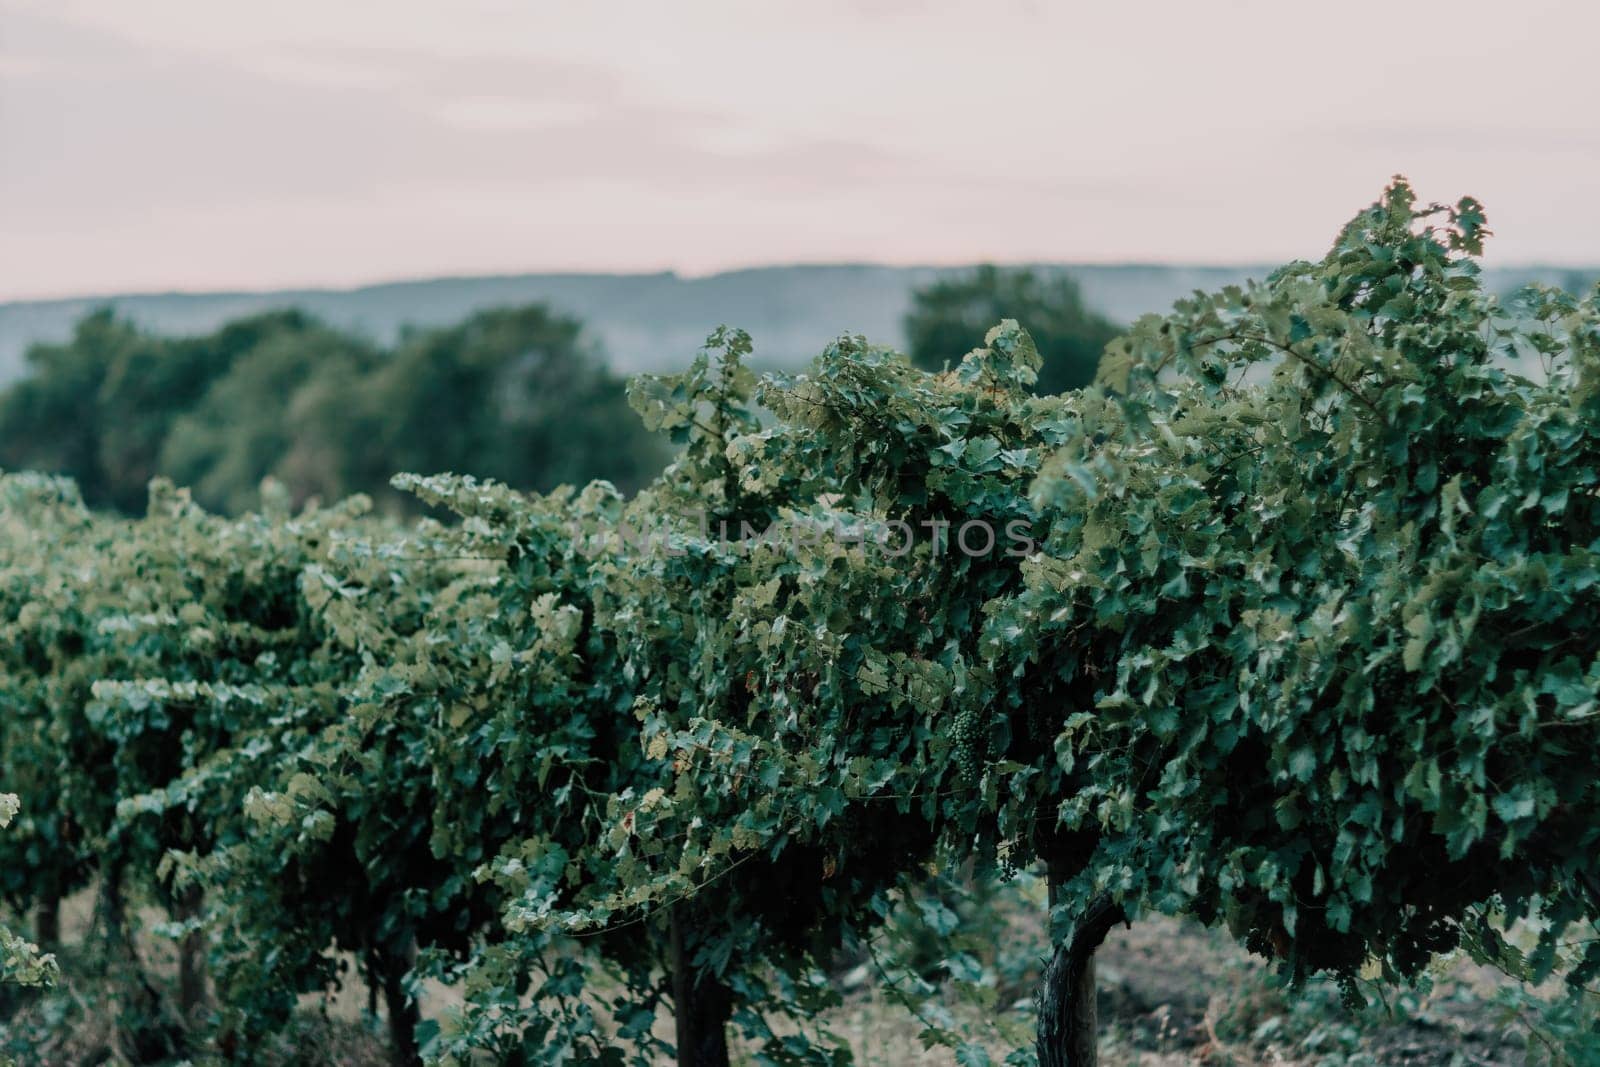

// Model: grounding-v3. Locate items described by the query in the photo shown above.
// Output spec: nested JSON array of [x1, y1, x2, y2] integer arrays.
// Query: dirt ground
[[811, 914, 1538, 1067], [0, 889, 1566, 1065]]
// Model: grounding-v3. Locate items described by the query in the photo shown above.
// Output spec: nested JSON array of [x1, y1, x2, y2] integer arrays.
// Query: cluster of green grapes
[[951, 705, 984, 785]]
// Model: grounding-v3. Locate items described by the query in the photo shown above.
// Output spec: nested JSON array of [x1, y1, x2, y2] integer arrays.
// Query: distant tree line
[[0, 305, 667, 515], [0, 270, 1118, 517]]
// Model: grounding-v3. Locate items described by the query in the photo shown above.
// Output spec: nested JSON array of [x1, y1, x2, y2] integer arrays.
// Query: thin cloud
[[2, 0, 1598, 298]]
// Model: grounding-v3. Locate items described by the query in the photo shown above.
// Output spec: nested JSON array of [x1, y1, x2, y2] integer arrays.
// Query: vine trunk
[[670, 905, 731, 1067], [1036, 866, 1124, 1067]]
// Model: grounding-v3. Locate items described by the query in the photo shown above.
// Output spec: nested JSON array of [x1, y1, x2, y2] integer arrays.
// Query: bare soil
[[1, 889, 1556, 1065]]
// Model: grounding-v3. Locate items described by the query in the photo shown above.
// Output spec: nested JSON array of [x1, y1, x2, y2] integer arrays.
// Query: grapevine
[[1, 181, 1599, 1067]]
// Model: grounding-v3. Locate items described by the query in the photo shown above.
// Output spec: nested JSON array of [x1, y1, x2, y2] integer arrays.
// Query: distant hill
[[3, 263, 1595, 385]]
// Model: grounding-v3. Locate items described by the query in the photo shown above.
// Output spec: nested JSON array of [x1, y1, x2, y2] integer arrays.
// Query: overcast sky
[[2, 0, 1597, 300]]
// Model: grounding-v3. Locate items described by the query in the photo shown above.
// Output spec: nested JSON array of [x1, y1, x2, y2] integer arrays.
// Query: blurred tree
[[0, 305, 666, 515], [103, 311, 326, 513], [0, 310, 313, 512], [358, 305, 666, 510], [904, 266, 1121, 394], [0, 311, 125, 507], [1560, 269, 1599, 296], [158, 319, 379, 514]]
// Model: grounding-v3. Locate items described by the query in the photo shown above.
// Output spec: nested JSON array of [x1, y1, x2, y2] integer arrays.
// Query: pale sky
[[2, 0, 1597, 300]]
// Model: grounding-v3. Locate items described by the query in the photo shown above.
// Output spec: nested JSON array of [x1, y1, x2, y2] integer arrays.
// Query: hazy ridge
[[2, 263, 1594, 384]]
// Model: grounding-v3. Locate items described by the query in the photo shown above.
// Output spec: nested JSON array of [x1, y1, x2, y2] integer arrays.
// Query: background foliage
[[0, 305, 664, 517], [905, 266, 1122, 396]]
